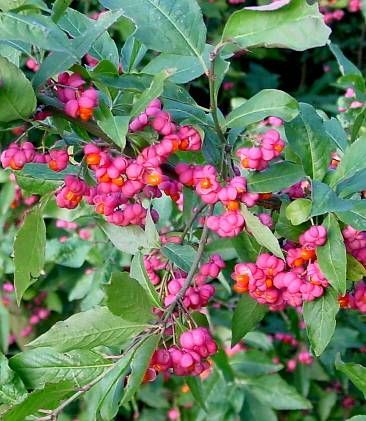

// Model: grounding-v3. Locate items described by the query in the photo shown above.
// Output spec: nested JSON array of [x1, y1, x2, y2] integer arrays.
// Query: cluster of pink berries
[[321, 8, 344, 24], [236, 129, 285, 171], [55, 72, 99, 121], [145, 327, 217, 380], [231, 225, 329, 310], [56, 219, 92, 242], [53, 99, 203, 226], [144, 252, 168, 285], [164, 277, 215, 310], [273, 332, 299, 347], [343, 225, 366, 267], [338, 87, 364, 112], [227, 0, 246, 4], [25, 58, 40, 72], [339, 282, 366, 313], [348, 0, 361, 12], [286, 350, 314, 372], [1, 142, 69, 172], [164, 255, 224, 310], [176, 166, 258, 237]]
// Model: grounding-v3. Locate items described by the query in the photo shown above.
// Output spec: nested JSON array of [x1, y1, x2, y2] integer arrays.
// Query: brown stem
[[181, 202, 207, 240], [163, 205, 214, 323]]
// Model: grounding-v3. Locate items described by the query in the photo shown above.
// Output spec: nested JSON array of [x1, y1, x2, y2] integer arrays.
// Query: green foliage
[[286, 198, 312, 225], [222, 0, 331, 51], [161, 243, 196, 272], [285, 103, 334, 181], [226, 89, 299, 128], [0, 0, 365, 419], [9, 348, 111, 389], [316, 214, 347, 294], [13, 206, 46, 304], [231, 294, 268, 346], [303, 289, 339, 356], [0, 57, 36, 122], [28, 306, 150, 352], [336, 356, 366, 398], [247, 161, 305, 193], [241, 205, 284, 259], [120, 335, 160, 405], [0, 354, 27, 406], [105, 272, 153, 322]]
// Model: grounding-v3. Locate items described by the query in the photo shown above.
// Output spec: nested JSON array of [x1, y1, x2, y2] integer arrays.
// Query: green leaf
[[286, 199, 312, 225], [84, 351, 133, 420], [276, 202, 311, 242], [16, 174, 60, 195], [46, 237, 91, 268], [33, 10, 123, 86], [0, 56, 36, 122], [59, 8, 119, 67], [0, 354, 27, 406], [51, 0, 72, 22], [318, 391, 337, 421], [351, 108, 366, 143], [9, 348, 111, 389], [330, 136, 366, 192], [27, 306, 149, 352], [285, 103, 333, 181], [120, 335, 160, 405], [186, 376, 207, 411], [2, 381, 74, 421], [0, 181, 15, 218], [0, 303, 9, 354], [303, 288, 339, 356], [246, 374, 312, 410], [231, 231, 260, 262], [323, 117, 348, 152], [231, 294, 268, 346], [222, 0, 330, 51], [329, 42, 362, 77], [0, 0, 26, 11], [0, 43, 21, 65], [347, 254, 366, 282], [316, 214, 346, 294], [247, 161, 305, 193], [101, 0, 208, 72], [14, 207, 46, 304], [131, 71, 170, 117], [105, 272, 153, 323], [336, 200, 366, 230], [336, 356, 366, 398], [240, 390, 277, 421], [241, 205, 284, 259], [100, 221, 155, 255], [230, 349, 283, 376], [0, 12, 70, 52], [121, 35, 147, 73], [18, 162, 79, 180], [144, 209, 160, 248], [226, 89, 298, 128], [96, 105, 129, 150], [130, 253, 163, 309], [161, 243, 196, 272], [143, 47, 210, 84], [311, 180, 353, 217]]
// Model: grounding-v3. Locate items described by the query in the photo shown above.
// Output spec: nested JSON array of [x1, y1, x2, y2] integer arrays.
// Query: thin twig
[[163, 205, 214, 323], [181, 202, 207, 240]]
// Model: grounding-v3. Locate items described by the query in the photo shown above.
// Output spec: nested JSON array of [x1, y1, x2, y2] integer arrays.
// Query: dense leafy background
[[0, 0, 366, 420]]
